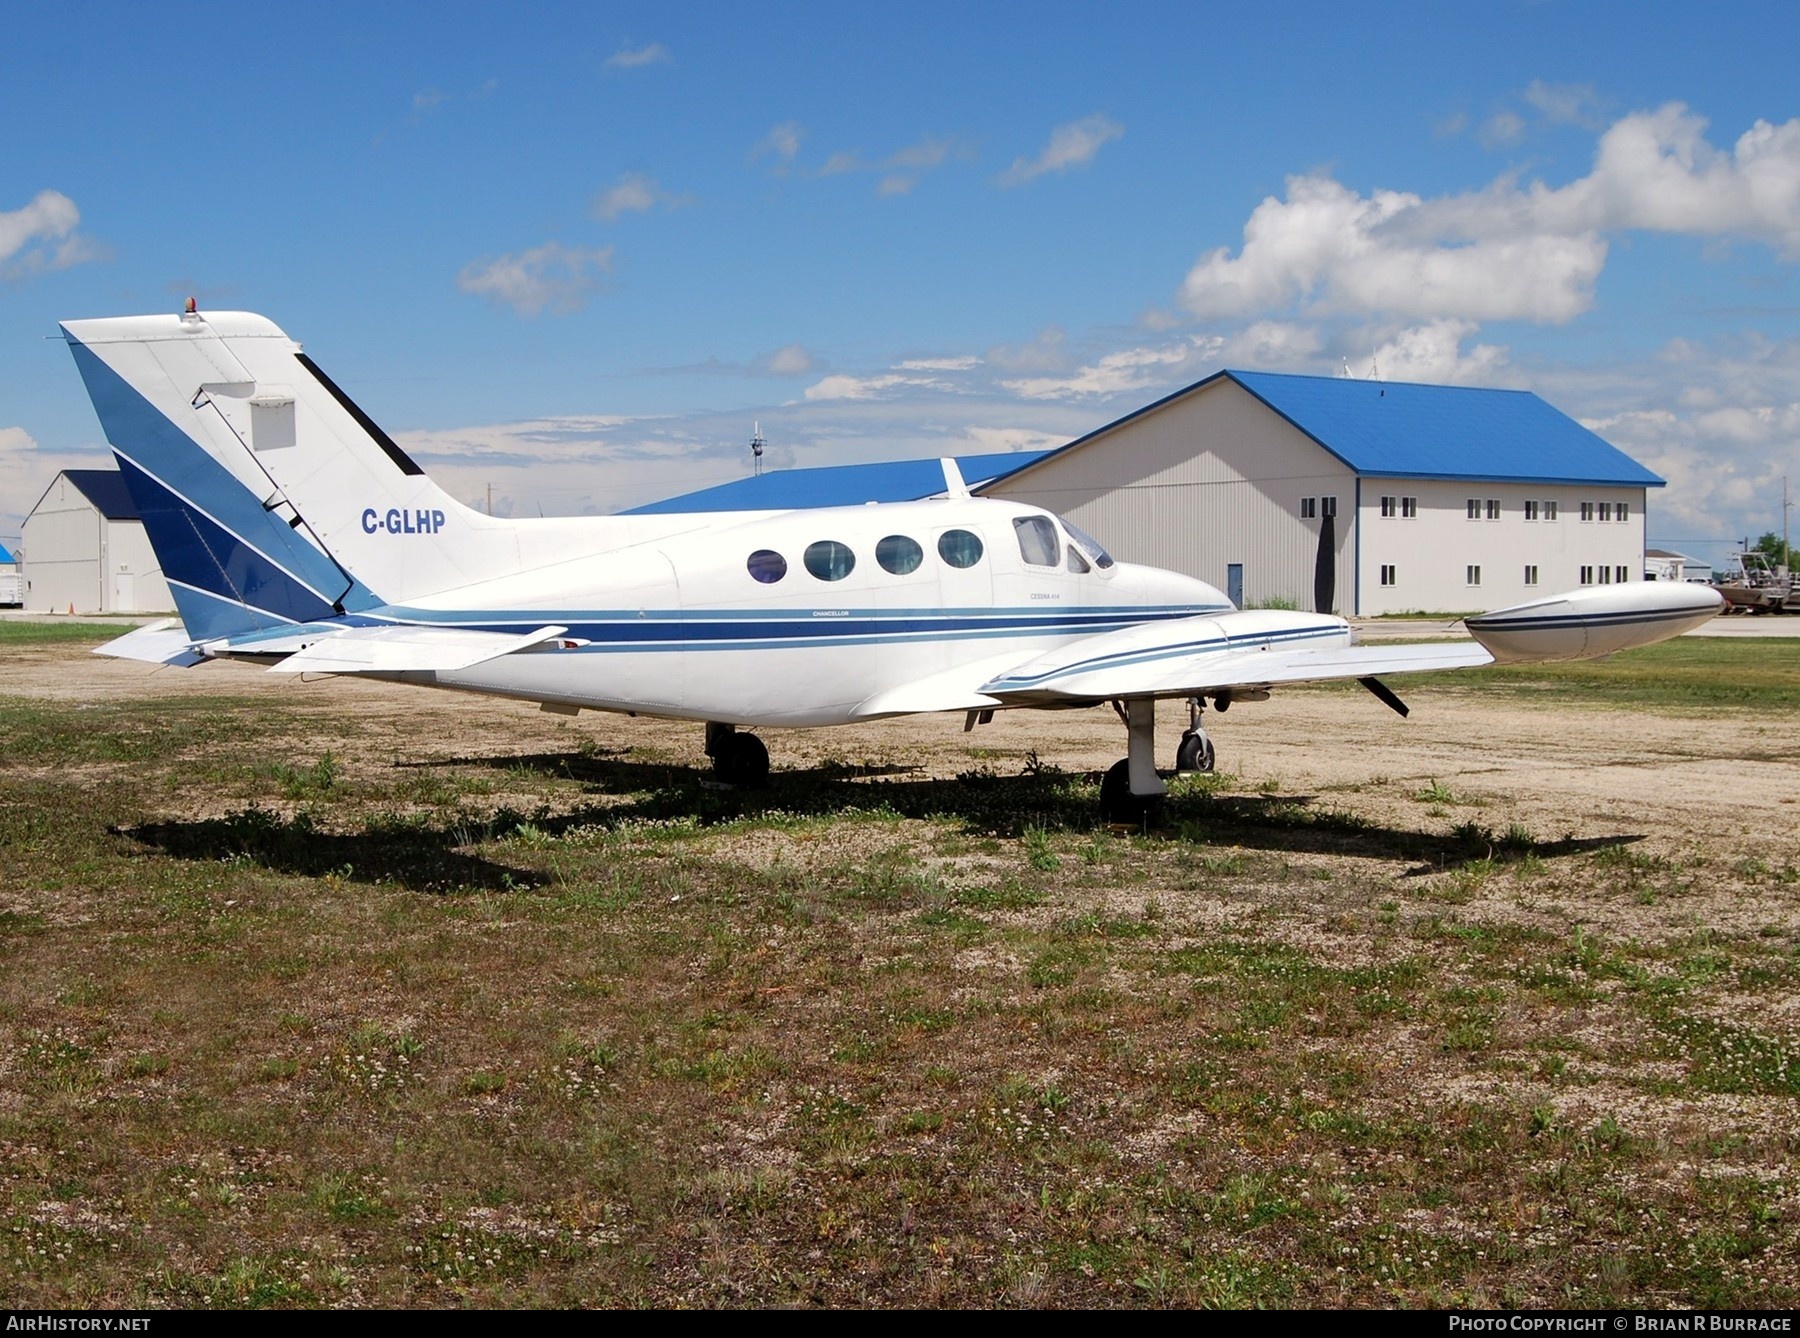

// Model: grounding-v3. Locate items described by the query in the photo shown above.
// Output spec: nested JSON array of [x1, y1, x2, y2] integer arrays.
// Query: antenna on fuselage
[[939, 457, 970, 500], [750, 422, 765, 477]]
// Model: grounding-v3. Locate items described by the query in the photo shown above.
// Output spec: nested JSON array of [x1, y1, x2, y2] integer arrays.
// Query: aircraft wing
[[978, 615, 1493, 704]]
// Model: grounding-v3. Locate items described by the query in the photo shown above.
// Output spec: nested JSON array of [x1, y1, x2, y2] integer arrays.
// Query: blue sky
[[6, 1, 1800, 567]]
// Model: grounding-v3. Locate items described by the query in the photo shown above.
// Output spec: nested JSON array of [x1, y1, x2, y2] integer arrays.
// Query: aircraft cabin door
[[933, 524, 994, 660]]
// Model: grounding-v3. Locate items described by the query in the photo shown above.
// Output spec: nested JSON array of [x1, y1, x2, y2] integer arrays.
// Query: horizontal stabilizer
[[93, 619, 206, 667], [264, 624, 570, 675]]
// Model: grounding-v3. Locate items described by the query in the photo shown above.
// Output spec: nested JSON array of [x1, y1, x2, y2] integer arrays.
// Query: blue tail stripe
[[113, 452, 345, 634], [161, 578, 303, 643], [67, 342, 382, 617]]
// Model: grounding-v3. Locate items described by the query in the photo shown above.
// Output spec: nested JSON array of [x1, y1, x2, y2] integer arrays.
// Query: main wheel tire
[[712, 731, 771, 788], [1099, 758, 1162, 826], [1176, 729, 1215, 774]]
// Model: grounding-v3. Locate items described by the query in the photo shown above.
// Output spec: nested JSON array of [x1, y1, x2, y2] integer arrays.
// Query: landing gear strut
[[705, 721, 770, 788], [1099, 698, 1167, 824], [1176, 696, 1215, 774]]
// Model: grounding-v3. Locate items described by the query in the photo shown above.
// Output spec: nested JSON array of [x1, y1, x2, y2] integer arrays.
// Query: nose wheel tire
[[1176, 728, 1215, 774]]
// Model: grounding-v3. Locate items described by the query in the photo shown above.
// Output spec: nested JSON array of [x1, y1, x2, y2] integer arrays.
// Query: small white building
[[982, 370, 1662, 615], [1645, 548, 1712, 584], [22, 469, 173, 614], [0, 542, 20, 607]]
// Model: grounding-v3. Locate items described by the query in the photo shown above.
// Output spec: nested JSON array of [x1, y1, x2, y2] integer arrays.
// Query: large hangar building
[[980, 370, 1662, 615], [21, 468, 173, 614]]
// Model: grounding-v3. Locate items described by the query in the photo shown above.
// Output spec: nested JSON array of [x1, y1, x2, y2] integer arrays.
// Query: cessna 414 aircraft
[[61, 307, 1722, 820]]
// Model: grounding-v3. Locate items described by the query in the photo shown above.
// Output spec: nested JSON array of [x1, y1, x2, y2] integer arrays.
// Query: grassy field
[[1, 631, 1797, 1308]]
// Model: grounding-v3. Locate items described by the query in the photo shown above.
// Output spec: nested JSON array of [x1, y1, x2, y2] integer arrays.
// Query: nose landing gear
[[1176, 696, 1215, 774]]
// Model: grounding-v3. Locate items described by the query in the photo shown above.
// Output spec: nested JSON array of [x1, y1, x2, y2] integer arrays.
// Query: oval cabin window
[[746, 549, 787, 584], [803, 540, 856, 581], [937, 529, 984, 570], [876, 535, 924, 575]]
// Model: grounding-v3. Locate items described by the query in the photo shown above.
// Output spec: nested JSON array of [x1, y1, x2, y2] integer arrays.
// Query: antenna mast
[[750, 422, 765, 477]]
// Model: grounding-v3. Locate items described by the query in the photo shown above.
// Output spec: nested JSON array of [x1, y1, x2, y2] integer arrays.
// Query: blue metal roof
[[0, 543, 13, 564], [624, 450, 1052, 514], [63, 468, 143, 520], [1229, 371, 1663, 486], [989, 370, 1663, 490]]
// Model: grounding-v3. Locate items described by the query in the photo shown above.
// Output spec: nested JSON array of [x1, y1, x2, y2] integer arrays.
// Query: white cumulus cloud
[[997, 114, 1123, 187], [592, 172, 692, 221], [1002, 337, 1221, 400], [1181, 104, 1800, 327], [0, 190, 101, 280], [1361, 320, 1510, 384], [604, 42, 671, 71], [456, 242, 615, 317], [759, 345, 815, 376], [750, 121, 805, 170]]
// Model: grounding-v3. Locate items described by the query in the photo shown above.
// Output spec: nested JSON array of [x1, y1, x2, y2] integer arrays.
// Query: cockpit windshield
[[1061, 518, 1115, 570]]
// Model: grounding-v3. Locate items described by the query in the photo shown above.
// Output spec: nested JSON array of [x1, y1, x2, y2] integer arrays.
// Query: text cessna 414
[[62, 308, 1723, 821]]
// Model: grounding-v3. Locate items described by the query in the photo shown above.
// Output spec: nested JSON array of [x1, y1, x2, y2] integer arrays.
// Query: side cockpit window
[[1013, 515, 1060, 567], [1062, 518, 1115, 570]]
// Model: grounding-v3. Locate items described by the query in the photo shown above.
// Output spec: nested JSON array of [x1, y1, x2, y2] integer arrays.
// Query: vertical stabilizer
[[61, 311, 528, 610]]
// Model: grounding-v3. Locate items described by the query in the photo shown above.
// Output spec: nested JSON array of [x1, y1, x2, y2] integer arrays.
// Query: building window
[[1300, 497, 1316, 519], [1321, 496, 1337, 518], [1466, 498, 1481, 520], [1581, 501, 1595, 522], [1599, 501, 1613, 522], [1616, 565, 1629, 583], [1380, 495, 1397, 517], [1546, 500, 1559, 521], [1524, 565, 1539, 586], [1618, 501, 1630, 522], [1580, 565, 1594, 584], [1486, 499, 1500, 520], [1401, 496, 1417, 518], [1598, 566, 1613, 584], [1467, 565, 1482, 586], [1524, 500, 1540, 521], [1380, 564, 1396, 587]]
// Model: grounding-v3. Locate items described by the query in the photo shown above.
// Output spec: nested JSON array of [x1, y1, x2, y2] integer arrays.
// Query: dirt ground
[[14, 642, 1800, 876], [5, 638, 1800, 1308]]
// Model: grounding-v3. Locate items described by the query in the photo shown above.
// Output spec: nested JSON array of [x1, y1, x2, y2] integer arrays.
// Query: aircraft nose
[[1115, 561, 1224, 612]]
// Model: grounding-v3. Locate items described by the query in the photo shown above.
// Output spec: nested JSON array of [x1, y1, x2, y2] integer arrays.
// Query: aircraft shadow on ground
[[423, 748, 1647, 874], [119, 810, 543, 894], [118, 752, 1643, 892]]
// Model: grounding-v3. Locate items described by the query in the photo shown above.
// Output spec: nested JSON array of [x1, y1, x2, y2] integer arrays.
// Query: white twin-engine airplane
[[62, 308, 1723, 820]]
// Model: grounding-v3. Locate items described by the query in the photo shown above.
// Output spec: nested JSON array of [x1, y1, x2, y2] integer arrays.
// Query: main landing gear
[[1098, 697, 1215, 825], [704, 721, 770, 788]]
